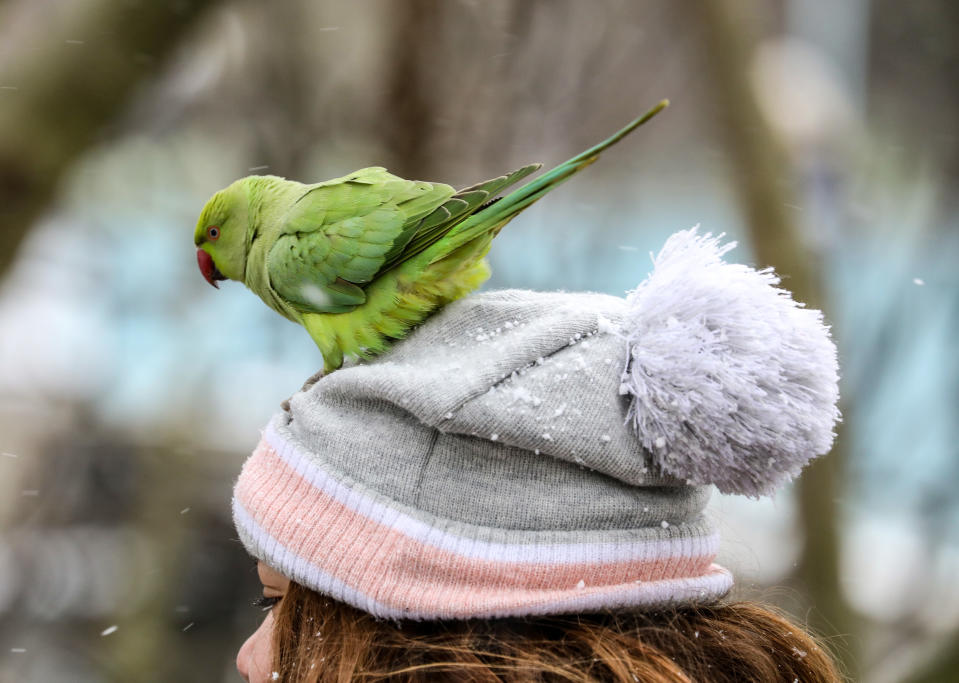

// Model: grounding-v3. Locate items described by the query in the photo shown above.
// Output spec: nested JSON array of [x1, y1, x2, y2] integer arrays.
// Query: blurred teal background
[[0, 1, 957, 681]]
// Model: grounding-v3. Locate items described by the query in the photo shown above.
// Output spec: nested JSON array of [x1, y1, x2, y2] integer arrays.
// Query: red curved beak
[[197, 248, 221, 289]]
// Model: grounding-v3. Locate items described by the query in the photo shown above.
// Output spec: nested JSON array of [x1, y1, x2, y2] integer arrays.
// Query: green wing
[[267, 164, 540, 314], [266, 167, 451, 313], [380, 163, 541, 270]]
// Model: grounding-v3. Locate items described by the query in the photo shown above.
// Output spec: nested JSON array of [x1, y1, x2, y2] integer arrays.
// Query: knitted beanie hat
[[233, 229, 840, 620]]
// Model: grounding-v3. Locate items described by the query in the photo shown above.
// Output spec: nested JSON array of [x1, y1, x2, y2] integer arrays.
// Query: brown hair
[[270, 581, 843, 682]]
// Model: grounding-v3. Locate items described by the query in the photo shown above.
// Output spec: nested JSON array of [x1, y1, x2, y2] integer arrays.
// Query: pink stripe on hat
[[233, 430, 733, 620]]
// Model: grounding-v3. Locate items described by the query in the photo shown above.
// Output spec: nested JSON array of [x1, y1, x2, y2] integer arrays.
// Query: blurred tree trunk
[[383, 0, 445, 179], [0, 0, 219, 280], [692, 0, 858, 678], [902, 634, 959, 683]]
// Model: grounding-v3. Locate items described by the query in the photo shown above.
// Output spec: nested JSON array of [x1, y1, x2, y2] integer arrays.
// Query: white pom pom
[[620, 227, 840, 497]]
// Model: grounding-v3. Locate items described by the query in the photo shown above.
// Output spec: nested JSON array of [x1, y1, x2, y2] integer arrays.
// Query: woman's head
[[231, 231, 841, 679], [238, 565, 842, 682]]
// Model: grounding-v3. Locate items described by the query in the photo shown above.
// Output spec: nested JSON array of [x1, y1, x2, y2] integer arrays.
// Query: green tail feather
[[428, 99, 669, 262]]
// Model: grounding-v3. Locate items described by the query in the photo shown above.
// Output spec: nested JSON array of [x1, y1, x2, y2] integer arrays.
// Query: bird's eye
[[206, 226, 220, 241]]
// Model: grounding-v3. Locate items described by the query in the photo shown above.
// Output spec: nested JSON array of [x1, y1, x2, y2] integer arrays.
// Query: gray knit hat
[[233, 229, 840, 620]]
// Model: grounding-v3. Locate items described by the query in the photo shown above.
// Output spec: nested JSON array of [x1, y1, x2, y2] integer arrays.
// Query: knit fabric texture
[[234, 290, 734, 620], [232, 229, 839, 620]]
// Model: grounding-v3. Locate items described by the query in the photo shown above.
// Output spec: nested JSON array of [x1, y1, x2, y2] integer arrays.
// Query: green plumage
[[194, 101, 668, 373]]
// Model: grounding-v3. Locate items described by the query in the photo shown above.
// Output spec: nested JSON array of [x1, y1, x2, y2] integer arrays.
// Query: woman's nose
[[236, 632, 255, 681]]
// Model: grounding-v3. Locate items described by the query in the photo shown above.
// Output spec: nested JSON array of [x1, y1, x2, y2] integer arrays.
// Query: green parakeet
[[195, 100, 667, 373]]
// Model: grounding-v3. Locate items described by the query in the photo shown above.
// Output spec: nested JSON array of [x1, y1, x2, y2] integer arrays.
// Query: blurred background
[[0, 0, 956, 680]]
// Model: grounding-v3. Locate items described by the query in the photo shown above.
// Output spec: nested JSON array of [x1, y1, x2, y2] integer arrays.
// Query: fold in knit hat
[[233, 228, 840, 620]]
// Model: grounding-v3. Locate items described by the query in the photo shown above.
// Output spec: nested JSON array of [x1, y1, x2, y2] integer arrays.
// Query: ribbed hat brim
[[233, 416, 732, 620]]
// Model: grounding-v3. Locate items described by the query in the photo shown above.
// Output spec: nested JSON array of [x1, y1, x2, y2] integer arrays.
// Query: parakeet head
[[194, 179, 251, 288]]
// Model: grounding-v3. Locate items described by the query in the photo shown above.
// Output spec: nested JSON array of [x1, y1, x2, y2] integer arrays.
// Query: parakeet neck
[[241, 175, 310, 323], [244, 176, 302, 245]]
